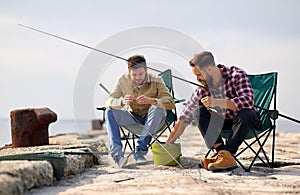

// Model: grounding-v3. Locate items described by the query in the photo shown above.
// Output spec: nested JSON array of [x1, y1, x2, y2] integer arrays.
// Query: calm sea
[[0, 118, 298, 147], [0, 118, 92, 147]]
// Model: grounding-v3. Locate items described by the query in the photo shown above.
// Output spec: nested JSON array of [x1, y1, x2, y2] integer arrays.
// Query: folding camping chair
[[97, 69, 184, 153], [158, 69, 185, 119], [205, 72, 278, 172], [120, 69, 185, 152]]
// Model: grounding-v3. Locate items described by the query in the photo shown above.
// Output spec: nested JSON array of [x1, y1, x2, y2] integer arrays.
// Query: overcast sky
[[1, 0, 300, 129]]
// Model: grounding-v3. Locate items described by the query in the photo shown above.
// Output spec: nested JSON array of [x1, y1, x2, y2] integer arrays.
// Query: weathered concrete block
[[10, 107, 57, 147], [63, 154, 94, 176], [0, 160, 53, 192], [0, 174, 24, 195]]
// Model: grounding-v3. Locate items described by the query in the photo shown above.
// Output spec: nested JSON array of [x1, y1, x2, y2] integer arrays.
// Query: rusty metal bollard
[[91, 119, 104, 130], [10, 107, 57, 147]]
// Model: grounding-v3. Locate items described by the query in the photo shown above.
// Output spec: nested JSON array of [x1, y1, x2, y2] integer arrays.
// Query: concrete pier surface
[[0, 125, 299, 195]]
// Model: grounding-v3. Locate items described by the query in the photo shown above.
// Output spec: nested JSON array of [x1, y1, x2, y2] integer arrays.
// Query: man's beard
[[207, 75, 224, 91], [206, 75, 214, 88], [198, 75, 215, 89], [134, 78, 146, 86]]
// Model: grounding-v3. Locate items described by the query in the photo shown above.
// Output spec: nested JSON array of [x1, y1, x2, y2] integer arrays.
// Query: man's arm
[[201, 68, 254, 111], [105, 76, 126, 109], [231, 73, 255, 110], [201, 96, 238, 111], [166, 120, 189, 144]]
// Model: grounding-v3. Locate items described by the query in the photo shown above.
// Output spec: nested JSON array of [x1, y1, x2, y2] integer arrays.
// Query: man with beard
[[105, 55, 175, 168], [166, 51, 260, 172]]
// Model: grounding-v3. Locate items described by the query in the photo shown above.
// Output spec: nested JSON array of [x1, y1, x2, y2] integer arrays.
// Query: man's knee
[[149, 106, 166, 117], [105, 108, 114, 118], [234, 109, 256, 125], [105, 108, 123, 122]]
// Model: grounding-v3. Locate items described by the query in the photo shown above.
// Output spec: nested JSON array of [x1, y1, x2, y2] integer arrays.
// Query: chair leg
[[148, 121, 170, 146], [234, 128, 274, 171], [132, 133, 136, 152], [120, 127, 133, 153], [233, 156, 249, 172], [248, 129, 273, 170], [271, 126, 276, 168], [205, 149, 212, 158], [243, 141, 269, 167], [236, 130, 269, 164]]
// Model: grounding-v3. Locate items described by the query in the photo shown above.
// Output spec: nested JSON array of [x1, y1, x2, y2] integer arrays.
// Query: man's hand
[[201, 96, 238, 111], [123, 95, 136, 105], [201, 96, 213, 108], [136, 95, 156, 105], [166, 127, 177, 144], [166, 120, 188, 144]]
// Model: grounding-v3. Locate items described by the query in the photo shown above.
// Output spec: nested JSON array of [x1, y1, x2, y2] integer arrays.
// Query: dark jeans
[[195, 106, 260, 154]]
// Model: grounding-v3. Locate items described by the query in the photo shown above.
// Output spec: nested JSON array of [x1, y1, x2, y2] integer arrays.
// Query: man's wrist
[[152, 98, 158, 105]]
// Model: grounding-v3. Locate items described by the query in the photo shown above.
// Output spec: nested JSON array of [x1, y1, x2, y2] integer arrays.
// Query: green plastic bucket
[[151, 142, 181, 166]]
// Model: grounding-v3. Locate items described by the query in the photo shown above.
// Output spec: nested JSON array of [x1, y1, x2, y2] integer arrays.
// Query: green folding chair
[[158, 69, 186, 119], [205, 72, 278, 172]]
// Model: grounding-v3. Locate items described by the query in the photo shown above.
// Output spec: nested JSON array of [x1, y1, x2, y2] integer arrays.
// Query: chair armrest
[[96, 107, 106, 111], [96, 107, 106, 121], [266, 110, 279, 120], [254, 105, 278, 120], [174, 98, 185, 104]]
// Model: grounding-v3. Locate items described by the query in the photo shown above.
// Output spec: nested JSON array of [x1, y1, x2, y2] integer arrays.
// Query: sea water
[[0, 118, 91, 147], [0, 118, 298, 147]]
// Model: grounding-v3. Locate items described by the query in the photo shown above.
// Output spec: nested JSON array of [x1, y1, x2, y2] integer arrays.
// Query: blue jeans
[[105, 106, 166, 159]]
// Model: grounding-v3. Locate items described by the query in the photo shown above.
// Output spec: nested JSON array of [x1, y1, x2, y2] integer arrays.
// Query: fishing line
[[19, 24, 300, 139], [19, 23, 207, 90]]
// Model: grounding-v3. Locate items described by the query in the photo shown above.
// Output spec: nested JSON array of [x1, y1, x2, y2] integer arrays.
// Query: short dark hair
[[189, 51, 215, 68], [127, 55, 146, 69]]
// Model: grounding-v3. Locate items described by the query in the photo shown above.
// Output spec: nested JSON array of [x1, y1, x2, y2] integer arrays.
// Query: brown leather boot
[[199, 155, 218, 170], [208, 150, 238, 171]]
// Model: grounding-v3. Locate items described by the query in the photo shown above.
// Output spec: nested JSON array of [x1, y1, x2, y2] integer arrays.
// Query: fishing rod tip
[[18, 24, 27, 27]]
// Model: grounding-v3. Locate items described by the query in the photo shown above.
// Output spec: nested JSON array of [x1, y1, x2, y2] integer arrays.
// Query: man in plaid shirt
[[166, 51, 261, 171]]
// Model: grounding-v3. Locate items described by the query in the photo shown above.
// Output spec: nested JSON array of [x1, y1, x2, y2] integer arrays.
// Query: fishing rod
[[18, 24, 207, 89], [19, 24, 300, 124]]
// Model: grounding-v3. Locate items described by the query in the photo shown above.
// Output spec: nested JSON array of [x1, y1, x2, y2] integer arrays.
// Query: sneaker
[[115, 155, 128, 168], [199, 155, 218, 170], [134, 151, 147, 165], [207, 150, 238, 172]]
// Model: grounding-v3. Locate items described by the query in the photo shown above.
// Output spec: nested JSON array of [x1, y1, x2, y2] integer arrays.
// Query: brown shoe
[[199, 155, 218, 170], [208, 150, 238, 172]]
